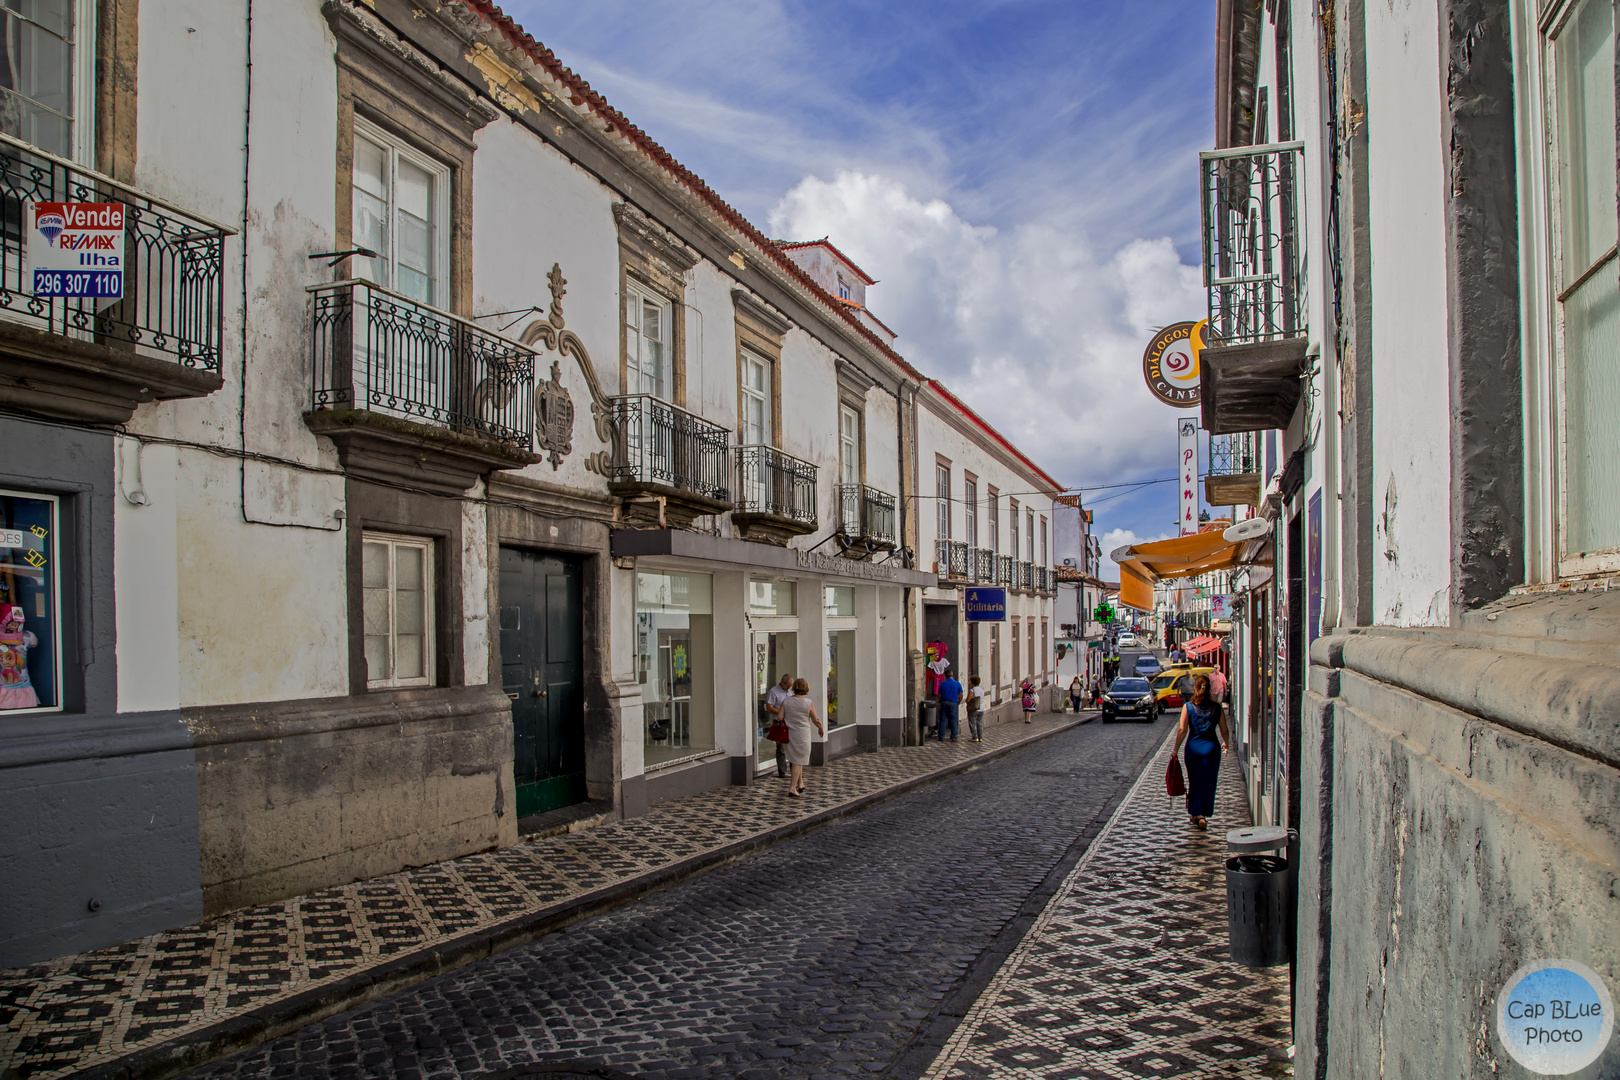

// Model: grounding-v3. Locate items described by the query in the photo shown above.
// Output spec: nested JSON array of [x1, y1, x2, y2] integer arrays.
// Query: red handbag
[[766, 719, 791, 743], [1165, 756, 1186, 799]]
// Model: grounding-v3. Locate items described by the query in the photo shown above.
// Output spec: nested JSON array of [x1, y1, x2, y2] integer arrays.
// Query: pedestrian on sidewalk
[[765, 673, 793, 779], [1020, 680, 1036, 723], [1171, 674, 1230, 829], [966, 674, 986, 741], [937, 668, 963, 741], [1068, 676, 1084, 713], [1209, 664, 1228, 703], [783, 677, 823, 797]]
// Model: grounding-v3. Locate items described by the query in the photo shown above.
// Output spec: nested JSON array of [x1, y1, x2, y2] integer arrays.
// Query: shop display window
[[826, 629, 854, 727], [637, 571, 715, 766], [749, 579, 795, 615], [0, 490, 61, 713], [753, 629, 797, 768]]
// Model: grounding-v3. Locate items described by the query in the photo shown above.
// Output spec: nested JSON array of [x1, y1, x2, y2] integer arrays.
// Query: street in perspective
[[0, 0, 1615, 1079]]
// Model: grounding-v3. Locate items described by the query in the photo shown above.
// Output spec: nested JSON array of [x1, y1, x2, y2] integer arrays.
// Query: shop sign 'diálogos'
[[1141, 319, 1207, 407], [1496, 959, 1612, 1074], [28, 202, 125, 299]]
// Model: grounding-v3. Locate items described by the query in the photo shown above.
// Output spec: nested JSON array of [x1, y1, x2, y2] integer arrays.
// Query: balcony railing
[[972, 547, 996, 583], [0, 131, 231, 369], [310, 279, 536, 445], [1209, 430, 1259, 476], [934, 539, 969, 579], [1201, 141, 1306, 346], [997, 555, 1014, 587], [1018, 561, 1035, 591], [608, 394, 731, 502], [835, 483, 897, 545], [736, 445, 817, 523]]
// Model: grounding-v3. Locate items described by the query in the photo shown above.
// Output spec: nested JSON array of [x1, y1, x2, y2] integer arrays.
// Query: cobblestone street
[[182, 719, 1173, 1080]]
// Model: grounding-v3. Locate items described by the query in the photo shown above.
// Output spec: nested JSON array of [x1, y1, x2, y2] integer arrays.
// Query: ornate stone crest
[[534, 359, 574, 469], [519, 262, 612, 471]]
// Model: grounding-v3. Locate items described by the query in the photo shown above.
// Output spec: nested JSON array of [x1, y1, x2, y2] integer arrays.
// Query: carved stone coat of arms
[[535, 359, 574, 469]]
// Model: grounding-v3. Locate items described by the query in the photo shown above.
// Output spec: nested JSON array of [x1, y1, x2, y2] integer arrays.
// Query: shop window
[[824, 585, 854, 617], [826, 629, 854, 728], [749, 579, 796, 615], [637, 571, 715, 766], [362, 532, 435, 689], [753, 627, 797, 768], [351, 118, 450, 307], [0, 489, 60, 713]]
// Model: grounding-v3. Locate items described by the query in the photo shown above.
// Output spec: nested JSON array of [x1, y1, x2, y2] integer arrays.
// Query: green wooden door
[[499, 547, 586, 818]]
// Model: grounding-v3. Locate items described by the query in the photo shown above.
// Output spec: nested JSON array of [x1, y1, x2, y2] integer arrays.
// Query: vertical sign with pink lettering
[[1178, 418, 1198, 535]]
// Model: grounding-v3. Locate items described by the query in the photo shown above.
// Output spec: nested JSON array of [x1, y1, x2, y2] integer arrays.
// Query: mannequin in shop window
[[0, 605, 39, 710]]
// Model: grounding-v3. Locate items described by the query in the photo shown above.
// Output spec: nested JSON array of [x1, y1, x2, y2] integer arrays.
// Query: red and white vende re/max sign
[[27, 202, 125, 299]]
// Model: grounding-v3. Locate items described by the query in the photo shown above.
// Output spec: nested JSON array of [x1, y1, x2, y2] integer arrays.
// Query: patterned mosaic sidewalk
[[923, 736, 1293, 1079], [0, 714, 1084, 1079]]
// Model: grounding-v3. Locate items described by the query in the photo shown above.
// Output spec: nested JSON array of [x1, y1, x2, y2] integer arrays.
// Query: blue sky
[[498, 0, 1218, 571]]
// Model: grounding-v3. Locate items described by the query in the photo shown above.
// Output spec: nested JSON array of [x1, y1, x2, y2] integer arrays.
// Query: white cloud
[[768, 171, 1205, 486], [1098, 526, 1173, 582]]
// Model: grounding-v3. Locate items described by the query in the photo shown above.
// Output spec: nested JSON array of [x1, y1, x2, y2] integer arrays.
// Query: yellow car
[[1150, 667, 1214, 715]]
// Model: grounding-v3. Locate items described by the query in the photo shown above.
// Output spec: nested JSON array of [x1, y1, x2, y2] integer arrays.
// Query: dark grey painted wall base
[[645, 754, 732, 806], [0, 711, 203, 968]]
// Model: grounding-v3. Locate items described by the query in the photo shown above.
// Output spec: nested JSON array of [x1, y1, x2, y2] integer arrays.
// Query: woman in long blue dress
[[1172, 674, 1230, 829]]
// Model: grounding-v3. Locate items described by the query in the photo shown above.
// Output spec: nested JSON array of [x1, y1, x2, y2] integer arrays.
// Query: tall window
[[352, 120, 449, 306], [1026, 508, 1036, 561], [936, 464, 951, 539], [990, 624, 1001, 691], [740, 351, 771, 444], [988, 490, 999, 552], [1010, 500, 1020, 560], [963, 478, 978, 549], [1012, 616, 1021, 684], [1040, 516, 1048, 566], [363, 533, 434, 689], [0, 0, 83, 158], [625, 281, 672, 399], [1548, 0, 1619, 565], [839, 405, 860, 485]]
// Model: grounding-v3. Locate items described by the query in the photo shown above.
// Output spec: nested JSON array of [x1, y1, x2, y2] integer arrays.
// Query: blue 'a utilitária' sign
[[965, 587, 1007, 622]]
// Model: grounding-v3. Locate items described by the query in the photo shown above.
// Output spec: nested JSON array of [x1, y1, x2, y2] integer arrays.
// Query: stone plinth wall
[[1299, 595, 1620, 1078], [187, 684, 517, 916]]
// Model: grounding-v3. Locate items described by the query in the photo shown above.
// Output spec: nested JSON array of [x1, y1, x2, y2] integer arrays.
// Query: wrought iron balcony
[[1198, 141, 1310, 434], [1018, 561, 1035, 591], [934, 539, 969, 580], [608, 394, 731, 504], [1205, 430, 1262, 507], [307, 279, 541, 493], [973, 547, 997, 583], [0, 131, 233, 424], [997, 554, 1015, 587], [733, 445, 817, 544], [835, 483, 897, 548]]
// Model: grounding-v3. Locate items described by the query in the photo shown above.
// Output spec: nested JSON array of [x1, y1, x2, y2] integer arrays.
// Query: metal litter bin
[[1225, 826, 1297, 968], [918, 700, 938, 741]]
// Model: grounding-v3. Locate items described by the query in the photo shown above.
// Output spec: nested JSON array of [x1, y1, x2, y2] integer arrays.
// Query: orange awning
[[1113, 529, 1270, 611], [1185, 635, 1223, 657]]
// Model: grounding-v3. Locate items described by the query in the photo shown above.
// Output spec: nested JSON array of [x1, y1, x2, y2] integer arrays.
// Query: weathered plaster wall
[[1364, 0, 1454, 626], [1301, 604, 1620, 1078]]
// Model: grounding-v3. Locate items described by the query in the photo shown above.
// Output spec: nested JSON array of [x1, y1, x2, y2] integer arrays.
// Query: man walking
[[937, 668, 963, 742], [766, 673, 793, 778]]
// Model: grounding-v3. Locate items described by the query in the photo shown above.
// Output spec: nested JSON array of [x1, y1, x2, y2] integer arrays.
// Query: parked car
[[1101, 677, 1156, 723], [1134, 654, 1162, 677], [1151, 667, 1215, 716], [1116, 632, 1139, 648]]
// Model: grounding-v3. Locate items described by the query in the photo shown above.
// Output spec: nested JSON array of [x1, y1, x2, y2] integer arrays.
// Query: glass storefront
[[0, 490, 60, 713], [637, 571, 715, 767], [750, 579, 796, 615], [824, 586, 856, 729], [753, 629, 798, 767]]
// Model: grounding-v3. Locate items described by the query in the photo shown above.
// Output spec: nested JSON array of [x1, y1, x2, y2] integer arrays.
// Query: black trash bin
[[918, 700, 938, 740], [1224, 826, 1296, 968]]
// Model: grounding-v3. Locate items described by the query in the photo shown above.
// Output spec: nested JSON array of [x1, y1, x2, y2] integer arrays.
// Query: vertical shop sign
[[1308, 490, 1323, 644], [1178, 418, 1198, 535], [28, 202, 126, 299]]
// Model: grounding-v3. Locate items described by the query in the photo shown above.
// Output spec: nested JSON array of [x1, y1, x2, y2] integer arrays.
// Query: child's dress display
[[0, 604, 39, 710]]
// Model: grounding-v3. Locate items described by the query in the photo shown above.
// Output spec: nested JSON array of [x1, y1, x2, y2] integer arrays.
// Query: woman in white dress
[[782, 677, 824, 797]]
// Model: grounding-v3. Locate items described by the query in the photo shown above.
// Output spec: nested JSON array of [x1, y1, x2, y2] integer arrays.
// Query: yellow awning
[[1114, 530, 1268, 611]]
